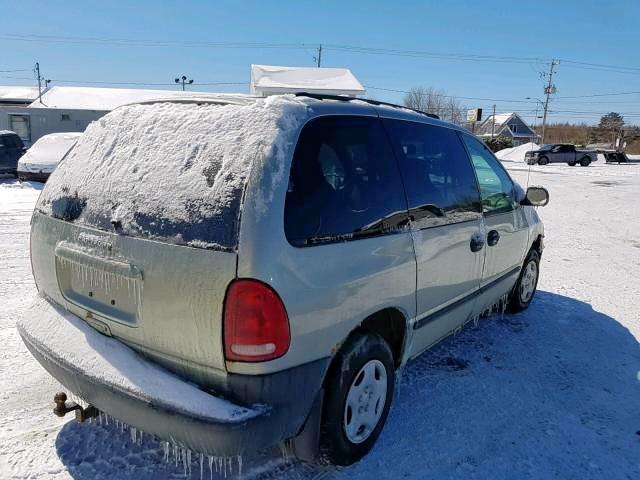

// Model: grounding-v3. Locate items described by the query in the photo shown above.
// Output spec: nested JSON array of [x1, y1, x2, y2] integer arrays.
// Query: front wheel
[[580, 157, 591, 167], [537, 156, 549, 166], [507, 249, 540, 313], [320, 333, 395, 466]]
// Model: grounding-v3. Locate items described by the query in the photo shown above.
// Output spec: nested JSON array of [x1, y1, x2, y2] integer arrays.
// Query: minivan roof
[[122, 93, 466, 135]]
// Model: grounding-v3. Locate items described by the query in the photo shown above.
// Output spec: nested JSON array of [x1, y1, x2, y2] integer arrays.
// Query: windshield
[[36, 97, 307, 251]]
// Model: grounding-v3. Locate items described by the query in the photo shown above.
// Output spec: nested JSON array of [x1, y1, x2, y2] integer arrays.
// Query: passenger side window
[[461, 134, 516, 215], [284, 116, 408, 246], [383, 119, 481, 229]]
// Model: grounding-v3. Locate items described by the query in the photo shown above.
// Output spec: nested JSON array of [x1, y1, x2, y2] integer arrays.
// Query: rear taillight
[[223, 279, 290, 362]]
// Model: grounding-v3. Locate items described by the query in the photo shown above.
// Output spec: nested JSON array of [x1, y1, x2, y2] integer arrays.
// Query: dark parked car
[[525, 144, 597, 166], [0, 130, 26, 175]]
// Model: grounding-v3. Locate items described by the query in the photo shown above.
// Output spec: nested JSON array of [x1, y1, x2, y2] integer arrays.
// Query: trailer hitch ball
[[53, 392, 69, 417], [53, 391, 99, 422]]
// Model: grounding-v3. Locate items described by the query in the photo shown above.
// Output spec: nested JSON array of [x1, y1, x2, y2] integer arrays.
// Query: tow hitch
[[53, 392, 99, 422]]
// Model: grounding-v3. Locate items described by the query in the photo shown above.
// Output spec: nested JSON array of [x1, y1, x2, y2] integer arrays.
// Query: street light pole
[[526, 97, 545, 144], [174, 75, 194, 91]]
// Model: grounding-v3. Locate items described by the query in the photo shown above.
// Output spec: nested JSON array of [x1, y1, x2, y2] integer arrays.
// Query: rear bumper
[[18, 295, 328, 456]]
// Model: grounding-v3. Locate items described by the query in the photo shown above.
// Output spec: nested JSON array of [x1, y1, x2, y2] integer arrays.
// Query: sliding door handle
[[470, 233, 485, 252], [487, 230, 500, 246]]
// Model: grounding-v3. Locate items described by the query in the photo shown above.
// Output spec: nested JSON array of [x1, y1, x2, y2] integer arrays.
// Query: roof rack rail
[[294, 92, 440, 120]]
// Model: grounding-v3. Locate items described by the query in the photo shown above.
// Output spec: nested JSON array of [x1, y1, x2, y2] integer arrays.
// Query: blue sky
[[2, 0, 639, 125]]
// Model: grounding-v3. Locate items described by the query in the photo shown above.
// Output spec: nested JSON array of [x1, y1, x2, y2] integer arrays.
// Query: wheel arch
[[324, 307, 409, 388], [531, 234, 543, 256]]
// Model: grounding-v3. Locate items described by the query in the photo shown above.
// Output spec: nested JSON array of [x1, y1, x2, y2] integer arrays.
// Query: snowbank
[[17, 295, 261, 421], [495, 142, 539, 162], [18, 132, 83, 173], [37, 95, 309, 250]]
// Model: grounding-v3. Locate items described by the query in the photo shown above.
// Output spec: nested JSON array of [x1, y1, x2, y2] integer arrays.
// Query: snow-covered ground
[[1, 159, 639, 479]]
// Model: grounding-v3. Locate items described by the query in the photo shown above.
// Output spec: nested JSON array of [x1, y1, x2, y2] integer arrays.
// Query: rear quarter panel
[[235, 104, 417, 375]]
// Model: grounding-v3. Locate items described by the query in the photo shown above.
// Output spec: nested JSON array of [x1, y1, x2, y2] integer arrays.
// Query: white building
[[250, 64, 365, 97], [0, 86, 220, 147]]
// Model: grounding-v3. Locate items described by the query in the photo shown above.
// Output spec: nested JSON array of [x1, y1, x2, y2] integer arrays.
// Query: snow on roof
[[483, 113, 514, 127], [251, 64, 365, 96], [0, 85, 40, 103], [28, 86, 233, 111]]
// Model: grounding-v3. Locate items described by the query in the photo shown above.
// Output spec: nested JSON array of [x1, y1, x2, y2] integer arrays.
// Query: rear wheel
[[320, 333, 394, 465], [568, 161, 576, 166], [537, 156, 549, 166], [580, 157, 591, 167], [507, 249, 540, 313]]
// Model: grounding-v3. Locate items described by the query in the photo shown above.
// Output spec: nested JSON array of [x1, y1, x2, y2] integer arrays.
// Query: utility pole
[[491, 104, 496, 139], [174, 75, 193, 91], [35, 62, 43, 103], [540, 59, 559, 144], [316, 44, 322, 68]]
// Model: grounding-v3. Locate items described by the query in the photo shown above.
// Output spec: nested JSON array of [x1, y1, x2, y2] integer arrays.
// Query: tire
[[537, 156, 549, 166], [568, 161, 576, 166], [320, 333, 395, 466], [507, 249, 540, 313], [580, 157, 591, 167]]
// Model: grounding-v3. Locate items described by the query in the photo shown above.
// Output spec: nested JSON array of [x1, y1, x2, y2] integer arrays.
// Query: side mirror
[[521, 186, 549, 206]]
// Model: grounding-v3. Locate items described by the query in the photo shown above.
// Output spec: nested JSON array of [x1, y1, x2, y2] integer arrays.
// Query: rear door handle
[[470, 233, 485, 252], [487, 230, 500, 246]]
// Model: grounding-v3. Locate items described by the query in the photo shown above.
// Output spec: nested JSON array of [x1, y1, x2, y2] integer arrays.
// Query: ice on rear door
[[36, 96, 308, 251]]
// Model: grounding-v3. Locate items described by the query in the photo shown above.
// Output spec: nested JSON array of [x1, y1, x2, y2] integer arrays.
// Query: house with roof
[[476, 112, 537, 146]]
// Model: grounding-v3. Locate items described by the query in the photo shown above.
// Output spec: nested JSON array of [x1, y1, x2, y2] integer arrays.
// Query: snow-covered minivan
[[19, 94, 547, 466]]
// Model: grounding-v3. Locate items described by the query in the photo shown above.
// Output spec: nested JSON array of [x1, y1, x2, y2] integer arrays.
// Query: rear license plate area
[[55, 242, 143, 326]]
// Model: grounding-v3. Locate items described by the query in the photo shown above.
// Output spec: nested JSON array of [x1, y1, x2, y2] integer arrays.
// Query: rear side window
[[383, 119, 482, 229], [284, 116, 408, 246]]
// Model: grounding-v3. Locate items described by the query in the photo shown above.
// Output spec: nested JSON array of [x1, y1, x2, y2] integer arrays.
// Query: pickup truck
[[525, 144, 597, 166]]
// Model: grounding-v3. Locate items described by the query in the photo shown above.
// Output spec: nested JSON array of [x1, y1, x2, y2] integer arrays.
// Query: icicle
[[182, 447, 188, 477], [237, 455, 243, 480], [208, 455, 214, 480], [199, 453, 204, 480], [130, 426, 137, 443]]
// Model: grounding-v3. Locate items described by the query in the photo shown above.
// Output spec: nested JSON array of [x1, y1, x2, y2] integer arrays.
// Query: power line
[[0, 33, 309, 50], [4, 33, 640, 73], [556, 90, 640, 99]]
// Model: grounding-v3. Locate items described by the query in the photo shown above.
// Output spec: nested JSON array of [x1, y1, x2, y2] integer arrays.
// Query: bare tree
[[403, 86, 466, 124]]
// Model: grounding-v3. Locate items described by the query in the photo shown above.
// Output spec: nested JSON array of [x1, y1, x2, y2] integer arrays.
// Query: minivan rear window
[[284, 116, 408, 246], [36, 97, 307, 251]]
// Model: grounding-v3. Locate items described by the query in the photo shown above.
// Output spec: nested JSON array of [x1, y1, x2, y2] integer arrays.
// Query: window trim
[[458, 131, 519, 217]]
